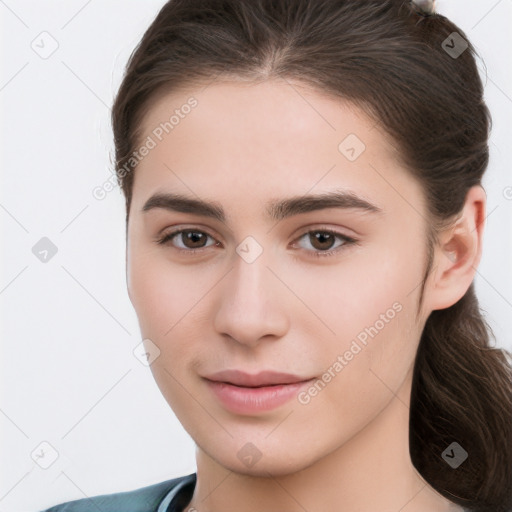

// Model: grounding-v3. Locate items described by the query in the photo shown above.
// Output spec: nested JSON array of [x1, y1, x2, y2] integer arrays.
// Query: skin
[[126, 79, 485, 512]]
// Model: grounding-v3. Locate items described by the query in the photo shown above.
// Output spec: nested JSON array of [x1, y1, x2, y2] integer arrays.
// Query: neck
[[185, 367, 458, 512]]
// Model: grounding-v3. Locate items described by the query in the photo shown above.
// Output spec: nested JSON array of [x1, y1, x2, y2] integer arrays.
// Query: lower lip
[[204, 378, 314, 414]]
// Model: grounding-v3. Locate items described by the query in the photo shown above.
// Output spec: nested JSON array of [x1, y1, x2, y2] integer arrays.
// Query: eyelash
[[155, 227, 358, 258]]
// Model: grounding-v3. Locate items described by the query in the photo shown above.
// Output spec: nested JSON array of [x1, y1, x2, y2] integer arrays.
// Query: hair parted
[[111, 1, 512, 510]]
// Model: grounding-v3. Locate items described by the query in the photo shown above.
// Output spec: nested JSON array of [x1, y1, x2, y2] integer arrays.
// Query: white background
[[1, 1, 511, 511]]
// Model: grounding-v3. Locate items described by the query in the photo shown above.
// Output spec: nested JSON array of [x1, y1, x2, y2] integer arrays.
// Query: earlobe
[[426, 185, 486, 311]]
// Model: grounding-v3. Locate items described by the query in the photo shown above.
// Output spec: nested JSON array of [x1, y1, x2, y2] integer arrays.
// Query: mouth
[[203, 369, 312, 387], [202, 369, 316, 414]]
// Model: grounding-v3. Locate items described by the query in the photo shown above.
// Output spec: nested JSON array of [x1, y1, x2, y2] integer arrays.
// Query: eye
[[156, 227, 358, 258], [292, 228, 358, 258], [156, 228, 218, 253]]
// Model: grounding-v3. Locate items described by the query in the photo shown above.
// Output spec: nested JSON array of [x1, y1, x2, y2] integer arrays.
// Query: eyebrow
[[141, 190, 383, 222]]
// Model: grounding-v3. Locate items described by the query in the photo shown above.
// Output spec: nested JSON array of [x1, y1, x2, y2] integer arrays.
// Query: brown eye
[[308, 231, 337, 251], [294, 229, 358, 258], [157, 229, 217, 251], [156, 227, 357, 259], [179, 230, 209, 249]]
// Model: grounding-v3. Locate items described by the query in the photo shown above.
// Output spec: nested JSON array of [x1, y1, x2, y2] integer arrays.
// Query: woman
[[41, 0, 512, 511]]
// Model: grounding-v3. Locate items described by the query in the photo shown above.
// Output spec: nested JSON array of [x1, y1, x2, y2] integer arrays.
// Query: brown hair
[[111, 1, 512, 510]]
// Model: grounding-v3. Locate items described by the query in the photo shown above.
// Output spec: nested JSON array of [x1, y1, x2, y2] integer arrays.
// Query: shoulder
[[39, 473, 195, 512]]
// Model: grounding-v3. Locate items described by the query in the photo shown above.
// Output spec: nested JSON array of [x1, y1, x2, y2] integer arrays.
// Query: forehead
[[138, 78, 399, 160], [132, 79, 424, 222]]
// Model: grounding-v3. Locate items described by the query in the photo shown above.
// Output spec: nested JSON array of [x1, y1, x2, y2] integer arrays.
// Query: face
[[126, 79, 432, 476]]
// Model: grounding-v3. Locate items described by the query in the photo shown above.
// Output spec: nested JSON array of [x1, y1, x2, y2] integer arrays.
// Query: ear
[[424, 185, 487, 312]]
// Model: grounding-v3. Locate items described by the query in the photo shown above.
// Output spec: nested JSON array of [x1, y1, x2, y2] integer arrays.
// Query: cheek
[[299, 247, 414, 342], [128, 252, 206, 400], [296, 286, 419, 443], [128, 257, 172, 335], [127, 249, 213, 350], [306, 244, 422, 386], [128, 247, 176, 317]]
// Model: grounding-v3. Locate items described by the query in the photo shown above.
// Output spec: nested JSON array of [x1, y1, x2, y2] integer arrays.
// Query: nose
[[213, 247, 289, 349]]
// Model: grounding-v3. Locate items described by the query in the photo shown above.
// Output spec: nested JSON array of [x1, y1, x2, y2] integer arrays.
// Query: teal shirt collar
[[158, 473, 196, 512]]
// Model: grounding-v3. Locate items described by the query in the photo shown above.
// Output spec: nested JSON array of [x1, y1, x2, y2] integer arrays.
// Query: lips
[[203, 369, 311, 387], [202, 369, 316, 414]]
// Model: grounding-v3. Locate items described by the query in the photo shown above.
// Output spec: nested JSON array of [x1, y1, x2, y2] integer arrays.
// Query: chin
[[226, 457, 309, 478], [201, 438, 324, 478]]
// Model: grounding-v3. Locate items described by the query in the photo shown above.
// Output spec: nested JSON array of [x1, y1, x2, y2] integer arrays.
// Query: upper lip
[[203, 369, 313, 387]]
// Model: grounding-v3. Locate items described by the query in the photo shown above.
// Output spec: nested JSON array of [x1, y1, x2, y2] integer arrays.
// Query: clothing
[[39, 473, 196, 512]]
